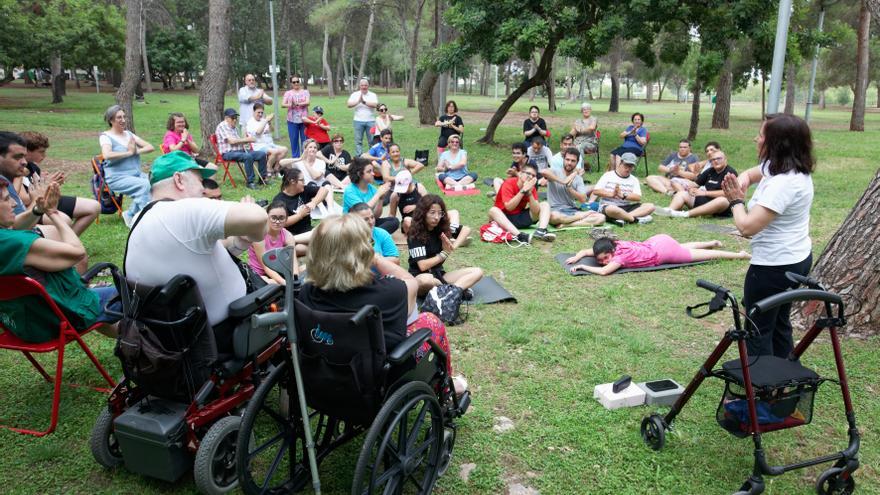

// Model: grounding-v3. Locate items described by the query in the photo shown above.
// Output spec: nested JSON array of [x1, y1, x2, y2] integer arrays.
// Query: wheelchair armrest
[[388, 327, 431, 364], [350, 304, 379, 326], [228, 284, 284, 319], [81, 262, 118, 284]]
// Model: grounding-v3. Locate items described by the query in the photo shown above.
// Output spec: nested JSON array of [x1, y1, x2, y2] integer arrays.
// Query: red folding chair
[[209, 134, 248, 188], [0, 274, 116, 436]]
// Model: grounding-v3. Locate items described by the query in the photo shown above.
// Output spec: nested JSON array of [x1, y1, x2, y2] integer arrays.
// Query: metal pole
[[494, 65, 498, 100], [766, 0, 793, 115], [805, 6, 826, 123], [269, 0, 281, 139], [94, 66, 99, 93]]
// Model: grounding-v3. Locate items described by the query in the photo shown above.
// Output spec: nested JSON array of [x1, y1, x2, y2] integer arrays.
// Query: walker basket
[[714, 356, 822, 438]]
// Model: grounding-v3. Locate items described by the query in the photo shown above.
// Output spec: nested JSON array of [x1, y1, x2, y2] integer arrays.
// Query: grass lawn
[[0, 83, 878, 495]]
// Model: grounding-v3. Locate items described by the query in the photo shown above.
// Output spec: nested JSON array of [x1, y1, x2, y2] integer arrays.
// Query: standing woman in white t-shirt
[[721, 114, 815, 358]]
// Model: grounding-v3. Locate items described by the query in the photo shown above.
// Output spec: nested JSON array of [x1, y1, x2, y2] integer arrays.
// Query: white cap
[[393, 170, 413, 193]]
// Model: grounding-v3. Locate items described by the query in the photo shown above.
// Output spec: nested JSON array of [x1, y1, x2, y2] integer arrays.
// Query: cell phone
[[612, 375, 632, 393], [645, 380, 678, 392]]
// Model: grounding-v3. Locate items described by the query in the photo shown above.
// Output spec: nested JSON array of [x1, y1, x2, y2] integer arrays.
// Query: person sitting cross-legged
[[215, 107, 268, 189], [388, 170, 428, 234], [588, 152, 654, 225], [349, 202, 399, 264], [526, 135, 553, 185], [342, 157, 399, 234], [407, 194, 482, 296], [656, 149, 738, 219], [248, 200, 299, 285], [566, 235, 751, 276], [489, 142, 535, 197], [645, 139, 699, 195], [435, 135, 477, 189], [488, 162, 556, 243], [272, 168, 327, 251], [542, 148, 605, 228]]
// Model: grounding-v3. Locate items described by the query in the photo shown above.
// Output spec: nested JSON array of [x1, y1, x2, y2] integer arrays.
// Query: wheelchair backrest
[[293, 300, 387, 425]]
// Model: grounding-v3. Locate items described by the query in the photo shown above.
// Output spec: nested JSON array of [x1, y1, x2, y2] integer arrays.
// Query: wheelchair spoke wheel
[[816, 467, 855, 495], [352, 382, 444, 495], [194, 416, 242, 494], [641, 414, 666, 451], [90, 408, 123, 469], [237, 361, 310, 495]]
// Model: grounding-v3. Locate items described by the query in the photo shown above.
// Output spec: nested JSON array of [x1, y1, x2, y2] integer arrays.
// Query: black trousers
[[743, 253, 813, 358], [376, 216, 400, 235]]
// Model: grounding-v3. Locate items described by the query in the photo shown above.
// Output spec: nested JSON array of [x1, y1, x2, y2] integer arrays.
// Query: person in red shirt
[[303, 106, 331, 148], [488, 162, 555, 243]]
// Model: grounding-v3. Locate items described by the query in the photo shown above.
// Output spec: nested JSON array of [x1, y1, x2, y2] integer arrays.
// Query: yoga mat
[[554, 253, 708, 276], [435, 177, 481, 196], [698, 224, 746, 237], [417, 276, 517, 306]]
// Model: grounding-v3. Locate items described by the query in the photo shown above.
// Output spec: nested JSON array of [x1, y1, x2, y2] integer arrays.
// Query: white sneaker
[[637, 215, 653, 224], [655, 207, 675, 217]]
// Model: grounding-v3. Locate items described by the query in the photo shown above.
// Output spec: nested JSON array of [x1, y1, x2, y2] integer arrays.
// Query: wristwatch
[[32, 206, 44, 217]]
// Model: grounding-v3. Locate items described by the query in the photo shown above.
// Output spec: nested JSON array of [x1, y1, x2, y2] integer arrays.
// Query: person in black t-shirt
[[273, 168, 329, 239], [434, 100, 464, 153], [388, 170, 428, 234], [406, 194, 482, 296], [316, 133, 352, 188], [655, 150, 738, 219], [522, 105, 549, 144]]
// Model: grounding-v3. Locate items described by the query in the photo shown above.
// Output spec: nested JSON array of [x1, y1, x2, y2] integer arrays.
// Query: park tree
[[199, 0, 232, 157], [147, 27, 203, 89], [850, 0, 871, 131], [117, 0, 144, 130]]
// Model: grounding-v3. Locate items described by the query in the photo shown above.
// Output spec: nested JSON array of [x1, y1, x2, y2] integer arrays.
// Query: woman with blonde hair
[[298, 215, 467, 392]]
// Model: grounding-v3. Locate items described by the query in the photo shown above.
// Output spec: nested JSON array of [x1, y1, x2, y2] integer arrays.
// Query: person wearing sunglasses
[[247, 200, 300, 285], [488, 162, 556, 243], [371, 103, 404, 145], [282, 74, 310, 158], [655, 149, 738, 219]]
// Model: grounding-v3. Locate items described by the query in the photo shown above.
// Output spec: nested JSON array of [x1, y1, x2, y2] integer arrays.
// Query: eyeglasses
[[709, 157, 723, 162], [427, 210, 445, 218], [333, 139, 344, 143], [269, 215, 287, 223], [291, 80, 301, 84], [379, 108, 387, 112]]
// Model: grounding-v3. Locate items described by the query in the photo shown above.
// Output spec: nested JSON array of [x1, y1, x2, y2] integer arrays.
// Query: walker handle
[[696, 279, 727, 294], [785, 271, 824, 290]]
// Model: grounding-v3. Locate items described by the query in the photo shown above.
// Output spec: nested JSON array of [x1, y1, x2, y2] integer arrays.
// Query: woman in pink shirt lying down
[[566, 234, 750, 276]]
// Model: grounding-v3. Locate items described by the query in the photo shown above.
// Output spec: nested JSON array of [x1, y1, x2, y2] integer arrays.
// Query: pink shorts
[[645, 234, 693, 264]]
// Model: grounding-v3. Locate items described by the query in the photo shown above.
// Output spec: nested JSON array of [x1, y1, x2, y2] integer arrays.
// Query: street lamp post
[[269, 0, 281, 139], [766, 0, 793, 115]]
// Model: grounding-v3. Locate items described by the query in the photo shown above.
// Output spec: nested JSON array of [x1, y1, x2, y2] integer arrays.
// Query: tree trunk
[[504, 62, 511, 96], [198, 0, 231, 160], [608, 41, 621, 112], [321, 0, 335, 98], [478, 37, 561, 144], [336, 33, 347, 93], [712, 57, 733, 129], [795, 169, 880, 336], [298, 36, 307, 83], [546, 56, 556, 111], [527, 57, 536, 101], [784, 61, 796, 115], [50, 54, 64, 104], [565, 58, 573, 101], [577, 69, 586, 100], [405, 0, 426, 107], [480, 61, 489, 96], [140, 2, 152, 93], [358, 1, 376, 80], [687, 81, 702, 141], [417, 68, 439, 124], [761, 76, 766, 119], [658, 78, 666, 101], [877, 84, 880, 108], [599, 73, 604, 99], [850, 0, 870, 131], [820, 89, 826, 109], [646, 81, 653, 103], [585, 77, 593, 100], [116, 0, 143, 130]]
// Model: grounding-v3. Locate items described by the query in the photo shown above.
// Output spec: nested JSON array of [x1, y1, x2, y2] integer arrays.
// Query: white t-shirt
[[245, 117, 274, 147], [238, 86, 264, 126], [125, 198, 246, 326], [748, 164, 813, 266], [527, 146, 554, 172], [594, 170, 641, 206], [295, 159, 327, 185], [348, 90, 378, 122]]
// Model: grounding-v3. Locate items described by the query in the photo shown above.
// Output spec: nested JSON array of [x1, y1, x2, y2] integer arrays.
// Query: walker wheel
[[816, 467, 855, 495], [640, 414, 666, 451]]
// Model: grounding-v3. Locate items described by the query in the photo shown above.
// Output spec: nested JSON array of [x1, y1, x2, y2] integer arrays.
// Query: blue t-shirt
[[438, 149, 470, 180], [622, 125, 648, 153], [368, 142, 389, 161], [343, 183, 378, 213], [372, 227, 399, 258], [3, 175, 26, 214]]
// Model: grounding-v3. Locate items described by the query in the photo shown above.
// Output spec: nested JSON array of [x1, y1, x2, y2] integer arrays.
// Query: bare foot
[[739, 250, 751, 259], [710, 240, 723, 249]]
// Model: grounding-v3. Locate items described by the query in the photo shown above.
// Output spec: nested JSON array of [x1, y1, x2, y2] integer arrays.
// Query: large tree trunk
[[116, 0, 143, 131], [417, 68, 439, 124], [795, 169, 880, 336], [50, 54, 64, 104], [321, 0, 335, 98], [480, 61, 489, 96], [504, 62, 511, 96], [784, 61, 796, 114], [687, 81, 702, 141], [546, 56, 557, 111], [298, 36, 307, 82], [478, 37, 560, 144], [405, 0, 426, 108], [577, 68, 586, 100], [527, 57, 536, 101], [646, 81, 653, 103], [198, 0, 231, 160], [850, 0, 870, 131], [608, 44, 620, 112], [140, 3, 152, 94], [712, 57, 733, 129], [358, 1, 376, 80], [335, 33, 347, 93]]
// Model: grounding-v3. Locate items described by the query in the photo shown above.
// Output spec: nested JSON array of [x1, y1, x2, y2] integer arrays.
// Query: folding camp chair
[[209, 134, 248, 188], [639, 132, 650, 176], [90, 155, 124, 220], [0, 270, 116, 437]]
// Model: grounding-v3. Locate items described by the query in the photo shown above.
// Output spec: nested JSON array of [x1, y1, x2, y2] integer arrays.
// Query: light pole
[[766, 0, 793, 115], [806, 1, 834, 123], [269, 0, 281, 139]]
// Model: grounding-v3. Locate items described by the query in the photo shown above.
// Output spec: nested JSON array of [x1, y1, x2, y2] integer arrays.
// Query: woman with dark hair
[[371, 103, 404, 144], [248, 200, 300, 284], [609, 112, 648, 169], [341, 157, 399, 233], [522, 105, 548, 143], [721, 113, 815, 358], [406, 194, 481, 295], [566, 235, 749, 276], [434, 100, 463, 154], [282, 75, 310, 158]]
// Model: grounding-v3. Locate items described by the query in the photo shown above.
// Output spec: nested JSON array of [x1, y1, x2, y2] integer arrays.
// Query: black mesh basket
[[714, 356, 822, 438]]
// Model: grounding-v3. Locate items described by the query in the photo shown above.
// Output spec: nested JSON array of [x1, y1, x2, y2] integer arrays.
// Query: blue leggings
[[287, 121, 306, 158]]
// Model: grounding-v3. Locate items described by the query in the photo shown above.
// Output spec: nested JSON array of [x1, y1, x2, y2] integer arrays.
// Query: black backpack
[[419, 284, 467, 326]]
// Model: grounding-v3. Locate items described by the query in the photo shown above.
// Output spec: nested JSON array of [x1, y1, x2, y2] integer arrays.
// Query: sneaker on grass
[[637, 215, 653, 224], [532, 228, 556, 242], [516, 232, 532, 244], [655, 207, 688, 218]]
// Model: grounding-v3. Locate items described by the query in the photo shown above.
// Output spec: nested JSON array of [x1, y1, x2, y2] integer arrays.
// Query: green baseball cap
[[149, 150, 216, 184]]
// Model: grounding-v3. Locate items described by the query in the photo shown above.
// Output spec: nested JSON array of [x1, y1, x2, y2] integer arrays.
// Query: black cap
[[313, 105, 324, 114], [223, 108, 239, 118]]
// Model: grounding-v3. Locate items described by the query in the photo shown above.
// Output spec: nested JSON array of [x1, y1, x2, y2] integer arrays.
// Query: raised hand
[[36, 181, 61, 213], [440, 233, 455, 254], [127, 137, 138, 154], [722, 173, 745, 202]]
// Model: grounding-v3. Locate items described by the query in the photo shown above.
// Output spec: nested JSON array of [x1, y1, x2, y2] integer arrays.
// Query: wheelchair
[[88, 265, 286, 495], [235, 247, 471, 494]]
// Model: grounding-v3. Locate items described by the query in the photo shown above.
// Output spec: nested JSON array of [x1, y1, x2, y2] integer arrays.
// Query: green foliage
[[147, 27, 204, 87]]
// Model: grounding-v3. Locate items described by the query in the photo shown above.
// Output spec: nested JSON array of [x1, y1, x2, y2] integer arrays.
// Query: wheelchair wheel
[[90, 408, 123, 469], [816, 467, 855, 495], [436, 427, 456, 477], [194, 416, 241, 495], [641, 414, 666, 451], [237, 360, 310, 495], [351, 381, 444, 495]]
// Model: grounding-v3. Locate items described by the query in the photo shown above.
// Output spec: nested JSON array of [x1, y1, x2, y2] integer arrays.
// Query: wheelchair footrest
[[453, 391, 471, 418]]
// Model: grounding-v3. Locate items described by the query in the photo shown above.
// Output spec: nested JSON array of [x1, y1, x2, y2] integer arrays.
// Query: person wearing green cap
[[125, 151, 269, 328]]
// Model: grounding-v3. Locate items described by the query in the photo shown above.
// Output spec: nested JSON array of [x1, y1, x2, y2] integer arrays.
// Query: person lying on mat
[[655, 150, 737, 219], [350, 202, 400, 264], [645, 139, 699, 196], [298, 214, 468, 395], [488, 162, 556, 243], [381, 143, 425, 183], [435, 135, 477, 189], [342, 157, 399, 234], [566, 234, 750, 276], [542, 148, 605, 228], [407, 194, 480, 296], [588, 152, 655, 225], [0, 176, 119, 341], [489, 142, 535, 198], [388, 170, 428, 234]]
